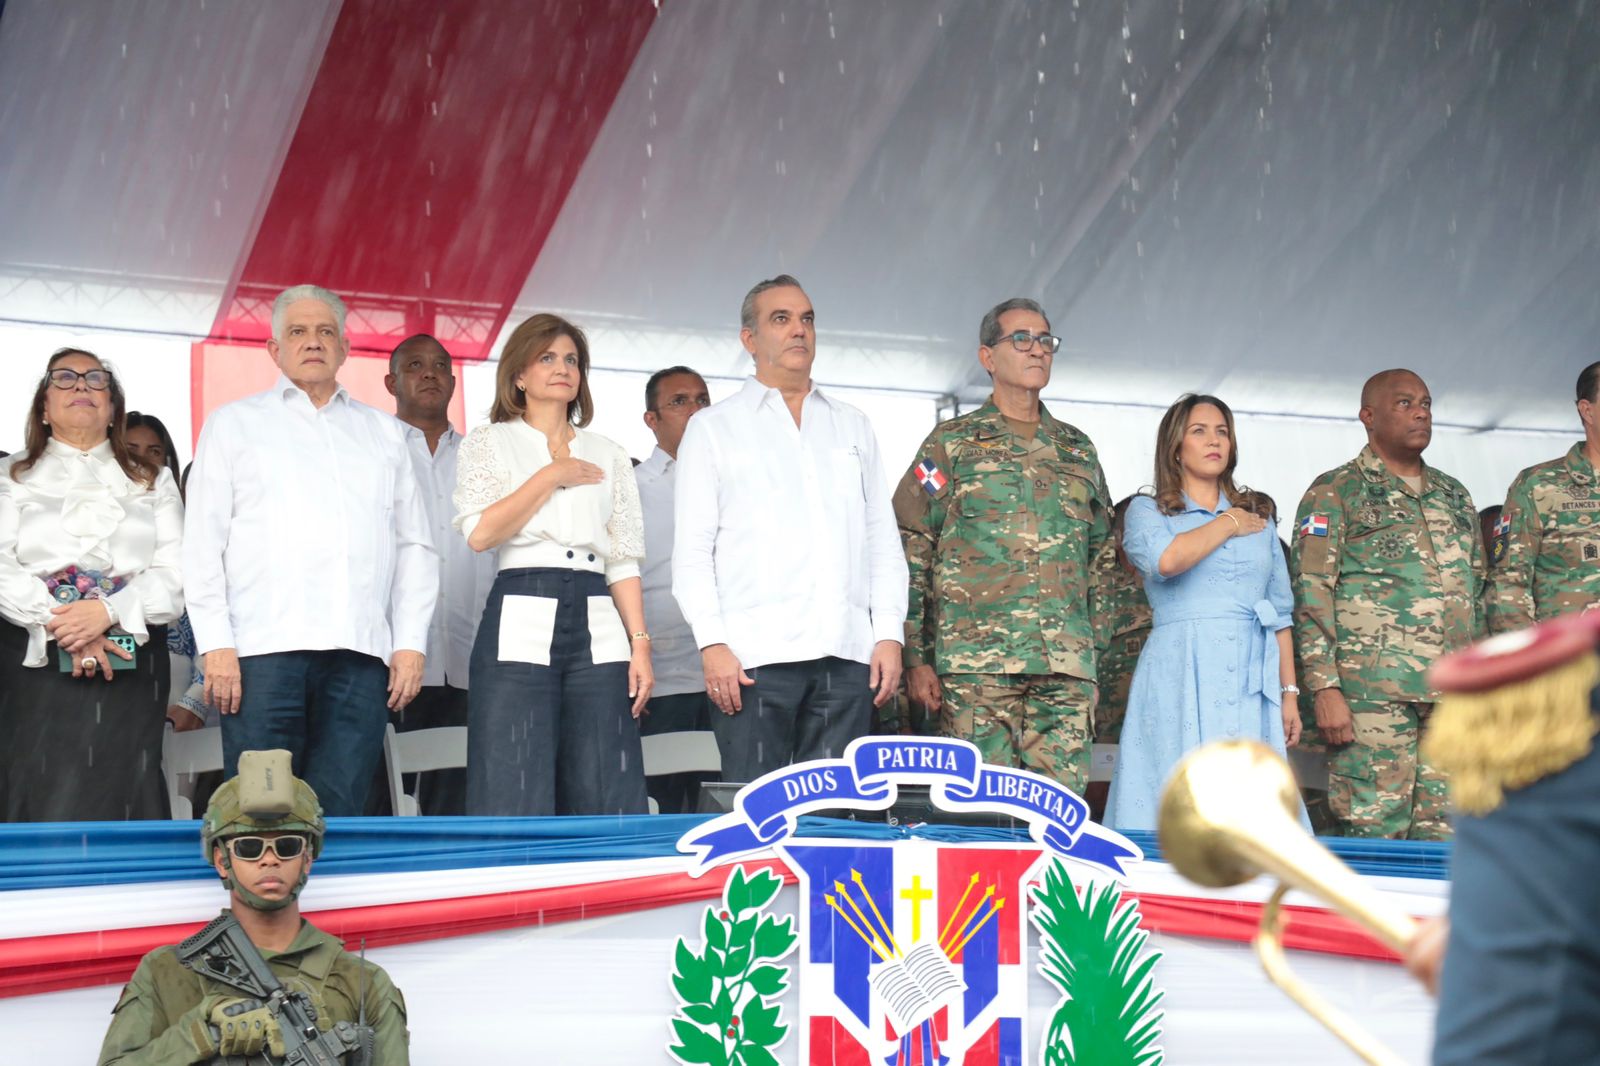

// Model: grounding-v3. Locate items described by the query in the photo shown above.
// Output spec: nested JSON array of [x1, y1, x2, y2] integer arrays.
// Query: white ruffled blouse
[[0, 439, 185, 666], [453, 421, 644, 584]]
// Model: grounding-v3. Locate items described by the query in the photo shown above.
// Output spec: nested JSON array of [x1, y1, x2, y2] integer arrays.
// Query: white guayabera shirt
[[636, 446, 705, 698], [671, 377, 908, 670], [183, 374, 438, 664], [402, 423, 496, 689]]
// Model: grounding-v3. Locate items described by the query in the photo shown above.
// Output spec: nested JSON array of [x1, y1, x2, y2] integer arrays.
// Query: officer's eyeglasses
[[996, 331, 1061, 354], [657, 395, 712, 412], [47, 368, 113, 390], [227, 835, 307, 861]]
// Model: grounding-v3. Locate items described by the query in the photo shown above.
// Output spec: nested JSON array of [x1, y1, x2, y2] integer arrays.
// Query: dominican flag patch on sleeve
[[1300, 513, 1330, 538], [1493, 515, 1512, 538], [915, 458, 948, 495]]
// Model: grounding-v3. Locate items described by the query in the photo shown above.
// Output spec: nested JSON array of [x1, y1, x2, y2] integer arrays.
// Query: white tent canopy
[[1, 0, 1595, 509]]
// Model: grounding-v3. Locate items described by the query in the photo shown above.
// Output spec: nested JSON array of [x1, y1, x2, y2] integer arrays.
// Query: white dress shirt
[[0, 441, 185, 666], [636, 446, 703, 697], [183, 374, 439, 664], [453, 421, 644, 584], [672, 376, 908, 669], [403, 424, 497, 689]]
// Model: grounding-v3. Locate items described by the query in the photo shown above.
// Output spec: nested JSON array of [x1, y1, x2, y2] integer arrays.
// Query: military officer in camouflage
[[894, 297, 1111, 793], [1291, 369, 1486, 840], [1091, 497, 1153, 749], [100, 750, 409, 1064], [1085, 497, 1151, 818], [1486, 361, 1600, 633]]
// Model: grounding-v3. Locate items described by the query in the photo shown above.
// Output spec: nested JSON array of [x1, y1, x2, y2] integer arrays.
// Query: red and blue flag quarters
[[1493, 515, 1511, 539], [779, 840, 1041, 1066], [915, 459, 947, 496], [1299, 513, 1330, 538]]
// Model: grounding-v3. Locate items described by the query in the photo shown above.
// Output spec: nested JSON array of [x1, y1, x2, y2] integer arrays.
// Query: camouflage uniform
[[100, 917, 409, 1065], [893, 398, 1110, 792], [1291, 444, 1486, 840], [1090, 548, 1152, 745], [1487, 442, 1600, 634]]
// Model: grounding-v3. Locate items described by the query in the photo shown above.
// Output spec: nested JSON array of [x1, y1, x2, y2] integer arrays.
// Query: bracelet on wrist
[[630, 632, 651, 642], [1221, 512, 1241, 533], [1281, 684, 1301, 695]]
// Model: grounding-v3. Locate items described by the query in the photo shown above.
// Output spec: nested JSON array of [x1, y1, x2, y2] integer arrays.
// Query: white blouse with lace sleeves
[[452, 425, 513, 541], [452, 421, 643, 584], [605, 447, 645, 584]]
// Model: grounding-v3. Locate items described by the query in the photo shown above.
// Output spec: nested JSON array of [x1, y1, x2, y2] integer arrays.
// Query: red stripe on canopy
[[207, 0, 656, 365]]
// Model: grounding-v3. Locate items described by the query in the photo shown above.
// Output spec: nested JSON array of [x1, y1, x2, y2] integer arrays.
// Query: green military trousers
[[938, 673, 1096, 794], [1327, 699, 1451, 840]]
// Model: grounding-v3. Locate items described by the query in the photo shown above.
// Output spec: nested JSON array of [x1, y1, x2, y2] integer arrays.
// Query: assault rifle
[[177, 912, 369, 1065]]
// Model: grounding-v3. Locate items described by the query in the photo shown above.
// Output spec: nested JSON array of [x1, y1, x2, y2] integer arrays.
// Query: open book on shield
[[870, 940, 967, 1031]]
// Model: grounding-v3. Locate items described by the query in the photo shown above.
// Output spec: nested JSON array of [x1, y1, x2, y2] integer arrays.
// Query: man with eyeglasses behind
[[636, 366, 714, 812], [893, 298, 1112, 795], [99, 749, 409, 1065]]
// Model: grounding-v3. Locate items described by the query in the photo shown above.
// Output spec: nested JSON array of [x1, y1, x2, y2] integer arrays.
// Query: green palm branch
[[1031, 860, 1165, 1066]]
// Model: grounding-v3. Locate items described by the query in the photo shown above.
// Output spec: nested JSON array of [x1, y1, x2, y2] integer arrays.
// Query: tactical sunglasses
[[227, 835, 307, 861]]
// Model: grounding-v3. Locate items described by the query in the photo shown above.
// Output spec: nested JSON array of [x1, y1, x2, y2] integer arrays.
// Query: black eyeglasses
[[658, 395, 712, 412], [227, 835, 307, 861], [996, 331, 1062, 354], [47, 368, 113, 391]]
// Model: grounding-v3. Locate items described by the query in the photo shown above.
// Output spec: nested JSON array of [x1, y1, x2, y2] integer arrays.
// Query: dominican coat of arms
[[665, 737, 1166, 1066]]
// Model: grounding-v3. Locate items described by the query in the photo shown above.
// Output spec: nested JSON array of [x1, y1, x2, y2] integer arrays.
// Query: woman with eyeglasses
[[0, 348, 184, 820], [1102, 393, 1307, 832]]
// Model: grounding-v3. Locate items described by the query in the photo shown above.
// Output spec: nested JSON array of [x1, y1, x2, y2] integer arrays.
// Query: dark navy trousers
[[466, 567, 647, 816], [709, 656, 872, 784]]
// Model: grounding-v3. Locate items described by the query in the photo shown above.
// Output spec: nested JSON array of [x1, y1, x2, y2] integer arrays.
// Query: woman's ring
[[81, 656, 98, 671]]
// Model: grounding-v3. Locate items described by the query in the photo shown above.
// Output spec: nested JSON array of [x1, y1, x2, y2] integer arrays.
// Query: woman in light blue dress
[[1103, 394, 1305, 831]]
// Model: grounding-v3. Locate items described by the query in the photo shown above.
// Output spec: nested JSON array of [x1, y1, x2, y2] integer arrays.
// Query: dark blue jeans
[[467, 568, 648, 816], [1434, 736, 1600, 1064], [224, 649, 389, 817], [709, 656, 872, 784]]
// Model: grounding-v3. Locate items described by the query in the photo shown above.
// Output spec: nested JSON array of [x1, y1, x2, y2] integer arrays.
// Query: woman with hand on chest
[[453, 314, 651, 816], [1104, 393, 1306, 831], [0, 348, 184, 821]]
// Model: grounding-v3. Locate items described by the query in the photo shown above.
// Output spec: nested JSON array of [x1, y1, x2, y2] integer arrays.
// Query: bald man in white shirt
[[183, 285, 438, 816], [376, 333, 495, 814], [673, 275, 908, 784]]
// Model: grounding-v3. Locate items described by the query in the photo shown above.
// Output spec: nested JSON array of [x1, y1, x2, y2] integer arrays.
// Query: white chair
[[161, 721, 224, 820], [384, 724, 469, 816], [640, 730, 722, 814], [1089, 742, 1118, 785]]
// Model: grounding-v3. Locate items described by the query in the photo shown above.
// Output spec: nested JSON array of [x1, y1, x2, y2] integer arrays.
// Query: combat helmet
[[202, 750, 325, 910]]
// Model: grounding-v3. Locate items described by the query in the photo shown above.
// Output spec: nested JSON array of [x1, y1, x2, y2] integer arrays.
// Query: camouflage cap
[[201, 749, 326, 861]]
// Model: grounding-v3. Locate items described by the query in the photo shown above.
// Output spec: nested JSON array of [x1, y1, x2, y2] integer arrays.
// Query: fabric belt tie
[[1152, 598, 1285, 708]]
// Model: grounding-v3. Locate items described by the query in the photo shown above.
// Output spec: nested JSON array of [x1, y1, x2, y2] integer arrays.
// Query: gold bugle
[[1157, 739, 1421, 1066]]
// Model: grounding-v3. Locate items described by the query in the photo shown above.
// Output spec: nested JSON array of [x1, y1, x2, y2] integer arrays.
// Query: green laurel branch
[[668, 865, 797, 1066]]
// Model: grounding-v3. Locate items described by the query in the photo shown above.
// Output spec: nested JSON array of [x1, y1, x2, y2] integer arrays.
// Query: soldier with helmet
[[1486, 360, 1600, 633], [99, 750, 409, 1064]]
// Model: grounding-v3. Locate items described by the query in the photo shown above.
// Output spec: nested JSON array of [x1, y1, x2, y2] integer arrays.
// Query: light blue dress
[[1103, 491, 1309, 831]]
